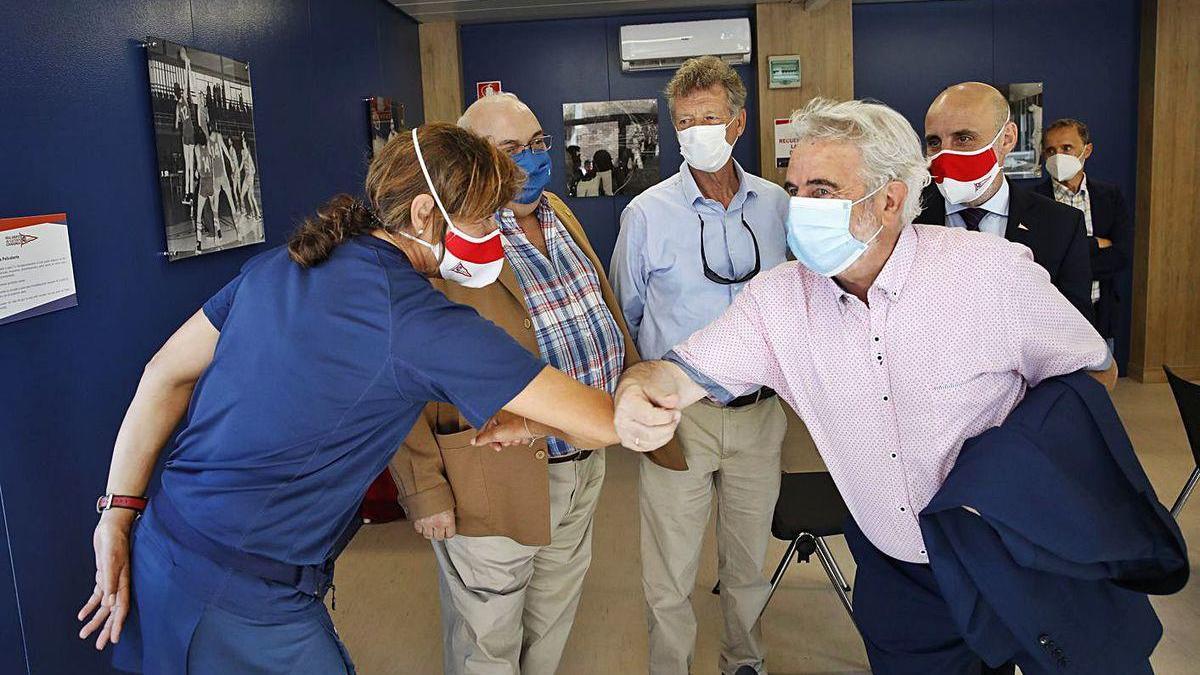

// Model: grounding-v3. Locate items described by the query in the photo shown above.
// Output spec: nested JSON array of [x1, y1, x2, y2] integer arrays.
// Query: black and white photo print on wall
[[144, 38, 265, 260]]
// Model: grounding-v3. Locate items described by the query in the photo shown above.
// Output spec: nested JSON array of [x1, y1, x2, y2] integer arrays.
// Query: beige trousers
[[640, 398, 787, 675], [433, 451, 605, 675]]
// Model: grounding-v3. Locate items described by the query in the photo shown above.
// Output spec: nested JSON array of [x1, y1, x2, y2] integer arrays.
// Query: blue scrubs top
[[163, 234, 546, 565]]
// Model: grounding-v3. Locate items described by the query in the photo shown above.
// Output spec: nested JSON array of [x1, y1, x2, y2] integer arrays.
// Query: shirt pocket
[[435, 428, 492, 527], [926, 355, 1010, 420]]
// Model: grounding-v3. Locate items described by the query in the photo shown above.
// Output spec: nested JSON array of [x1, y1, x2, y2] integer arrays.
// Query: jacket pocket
[[436, 429, 491, 529]]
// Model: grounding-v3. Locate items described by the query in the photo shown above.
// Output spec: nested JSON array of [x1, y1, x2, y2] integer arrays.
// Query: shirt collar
[[872, 224, 918, 300], [1052, 173, 1088, 199], [679, 159, 756, 210], [946, 176, 1010, 217], [496, 194, 553, 236], [821, 224, 919, 307]]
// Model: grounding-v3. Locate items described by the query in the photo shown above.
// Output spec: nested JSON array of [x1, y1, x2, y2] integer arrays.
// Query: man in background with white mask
[[610, 55, 789, 675], [918, 82, 1094, 322], [1035, 118, 1132, 355], [612, 97, 1118, 675]]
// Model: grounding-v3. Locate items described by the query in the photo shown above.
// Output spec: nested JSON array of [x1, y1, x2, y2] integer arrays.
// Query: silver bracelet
[[522, 417, 544, 447]]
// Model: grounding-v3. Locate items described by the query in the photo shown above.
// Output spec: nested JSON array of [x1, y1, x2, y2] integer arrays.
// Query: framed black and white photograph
[[562, 98, 659, 198], [145, 37, 265, 260], [997, 82, 1044, 179], [366, 96, 405, 158]]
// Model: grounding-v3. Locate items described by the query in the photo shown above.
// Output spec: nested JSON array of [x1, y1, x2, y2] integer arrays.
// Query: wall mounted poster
[[145, 38, 265, 260], [0, 213, 77, 326], [366, 97, 405, 158], [997, 82, 1044, 179], [774, 118, 800, 168], [563, 99, 659, 198]]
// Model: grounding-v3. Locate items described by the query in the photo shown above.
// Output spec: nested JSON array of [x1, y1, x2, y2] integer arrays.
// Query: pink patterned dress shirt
[[668, 224, 1110, 563]]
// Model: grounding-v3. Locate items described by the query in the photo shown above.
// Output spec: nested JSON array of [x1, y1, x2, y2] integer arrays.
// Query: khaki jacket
[[389, 192, 686, 546]]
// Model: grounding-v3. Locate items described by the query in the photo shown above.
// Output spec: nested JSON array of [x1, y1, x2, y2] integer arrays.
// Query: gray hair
[[665, 55, 747, 118], [457, 92, 531, 131], [789, 97, 930, 224]]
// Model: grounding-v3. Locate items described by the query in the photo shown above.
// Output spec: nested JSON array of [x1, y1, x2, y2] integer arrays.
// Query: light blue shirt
[[945, 177, 1010, 237], [610, 160, 789, 360]]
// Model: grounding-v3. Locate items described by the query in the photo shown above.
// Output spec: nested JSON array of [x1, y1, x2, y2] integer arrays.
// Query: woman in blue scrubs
[[76, 123, 679, 674]]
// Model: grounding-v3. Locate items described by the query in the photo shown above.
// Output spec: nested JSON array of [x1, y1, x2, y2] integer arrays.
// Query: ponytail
[[287, 194, 375, 267]]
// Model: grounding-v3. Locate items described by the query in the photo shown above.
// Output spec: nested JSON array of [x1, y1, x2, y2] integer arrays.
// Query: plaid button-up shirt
[[1051, 175, 1100, 303], [498, 198, 625, 458]]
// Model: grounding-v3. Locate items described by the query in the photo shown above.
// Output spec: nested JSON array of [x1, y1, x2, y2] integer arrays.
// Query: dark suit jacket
[[1034, 177, 1133, 337], [920, 372, 1188, 673], [919, 180, 1094, 323]]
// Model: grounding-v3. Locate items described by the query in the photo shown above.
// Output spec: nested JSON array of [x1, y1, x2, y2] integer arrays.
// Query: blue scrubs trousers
[[112, 507, 354, 674]]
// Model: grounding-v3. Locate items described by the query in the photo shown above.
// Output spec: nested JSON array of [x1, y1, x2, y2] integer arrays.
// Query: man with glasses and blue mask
[[612, 98, 1131, 675], [610, 55, 789, 675], [389, 92, 685, 675]]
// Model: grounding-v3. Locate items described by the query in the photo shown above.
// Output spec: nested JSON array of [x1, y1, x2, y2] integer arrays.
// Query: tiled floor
[[331, 379, 1199, 674]]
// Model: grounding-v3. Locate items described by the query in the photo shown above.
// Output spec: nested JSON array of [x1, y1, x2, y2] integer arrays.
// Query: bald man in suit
[[918, 82, 1093, 323]]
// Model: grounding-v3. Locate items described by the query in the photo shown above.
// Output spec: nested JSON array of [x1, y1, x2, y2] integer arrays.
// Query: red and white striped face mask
[[927, 115, 1008, 205], [400, 127, 506, 288]]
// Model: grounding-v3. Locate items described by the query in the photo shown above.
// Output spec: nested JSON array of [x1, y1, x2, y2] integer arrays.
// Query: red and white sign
[[476, 80, 502, 99], [774, 118, 800, 168], [0, 213, 77, 326]]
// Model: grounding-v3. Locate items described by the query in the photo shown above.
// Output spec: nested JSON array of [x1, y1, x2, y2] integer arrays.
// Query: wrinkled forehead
[[673, 85, 732, 116], [925, 96, 1002, 137], [1043, 125, 1085, 147], [785, 139, 865, 192]]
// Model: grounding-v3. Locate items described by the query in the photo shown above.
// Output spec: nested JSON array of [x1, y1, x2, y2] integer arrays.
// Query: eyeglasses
[[699, 214, 761, 285], [499, 134, 553, 156]]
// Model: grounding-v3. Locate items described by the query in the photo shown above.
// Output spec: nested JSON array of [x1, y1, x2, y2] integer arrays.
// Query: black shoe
[[733, 667, 758, 675]]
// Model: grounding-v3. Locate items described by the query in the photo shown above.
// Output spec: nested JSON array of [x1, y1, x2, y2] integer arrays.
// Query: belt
[[548, 449, 594, 465], [151, 488, 348, 599], [726, 387, 776, 409]]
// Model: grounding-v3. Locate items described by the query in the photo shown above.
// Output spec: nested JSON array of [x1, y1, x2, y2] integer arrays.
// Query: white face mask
[[677, 117, 737, 173], [398, 127, 506, 288], [1045, 151, 1085, 184]]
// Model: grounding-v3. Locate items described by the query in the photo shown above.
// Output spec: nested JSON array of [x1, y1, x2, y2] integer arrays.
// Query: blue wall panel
[[461, 8, 759, 270], [854, 0, 1141, 370], [0, 1, 423, 673]]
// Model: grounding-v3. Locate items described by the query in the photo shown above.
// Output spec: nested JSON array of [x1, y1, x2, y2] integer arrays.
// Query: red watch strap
[[97, 494, 148, 514]]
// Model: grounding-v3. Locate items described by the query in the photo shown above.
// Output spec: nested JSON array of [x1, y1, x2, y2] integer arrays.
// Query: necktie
[[960, 207, 986, 232]]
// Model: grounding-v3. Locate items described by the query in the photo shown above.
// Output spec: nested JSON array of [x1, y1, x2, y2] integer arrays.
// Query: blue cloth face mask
[[512, 148, 553, 204], [786, 182, 888, 277]]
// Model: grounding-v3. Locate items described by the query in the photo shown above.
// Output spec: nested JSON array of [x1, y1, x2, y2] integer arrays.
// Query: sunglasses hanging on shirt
[[698, 213, 761, 285]]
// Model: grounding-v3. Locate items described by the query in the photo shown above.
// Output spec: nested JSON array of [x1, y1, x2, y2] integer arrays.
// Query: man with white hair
[[612, 97, 1116, 673], [390, 92, 685, 675]]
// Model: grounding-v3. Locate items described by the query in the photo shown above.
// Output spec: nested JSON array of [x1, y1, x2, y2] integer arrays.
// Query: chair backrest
[[1163, 365, 1200, 467]]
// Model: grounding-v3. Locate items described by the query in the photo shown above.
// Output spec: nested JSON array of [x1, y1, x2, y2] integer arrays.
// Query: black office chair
[[1164, 366, 1200, 518], [750, 471, 855, 624]]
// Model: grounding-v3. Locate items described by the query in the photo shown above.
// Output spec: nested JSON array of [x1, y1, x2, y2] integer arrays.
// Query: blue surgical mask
[[512, 148, 552, 204], [786, 182, 887, 277]]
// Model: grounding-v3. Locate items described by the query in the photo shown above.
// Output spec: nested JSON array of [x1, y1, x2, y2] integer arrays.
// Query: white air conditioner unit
[[620, 18, 752, 72]]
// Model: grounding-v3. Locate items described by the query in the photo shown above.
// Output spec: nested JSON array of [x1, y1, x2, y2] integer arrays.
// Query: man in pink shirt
[[613, 97, 1116, 674]]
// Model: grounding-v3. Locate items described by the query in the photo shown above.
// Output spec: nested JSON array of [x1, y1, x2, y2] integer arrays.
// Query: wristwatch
[[96, 494, 148, 515]]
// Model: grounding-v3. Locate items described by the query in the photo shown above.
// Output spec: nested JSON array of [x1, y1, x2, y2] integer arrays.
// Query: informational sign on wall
[[774, 118, 800, 168], [0, 213, 77, 326], [476, 80, 502, 99]]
